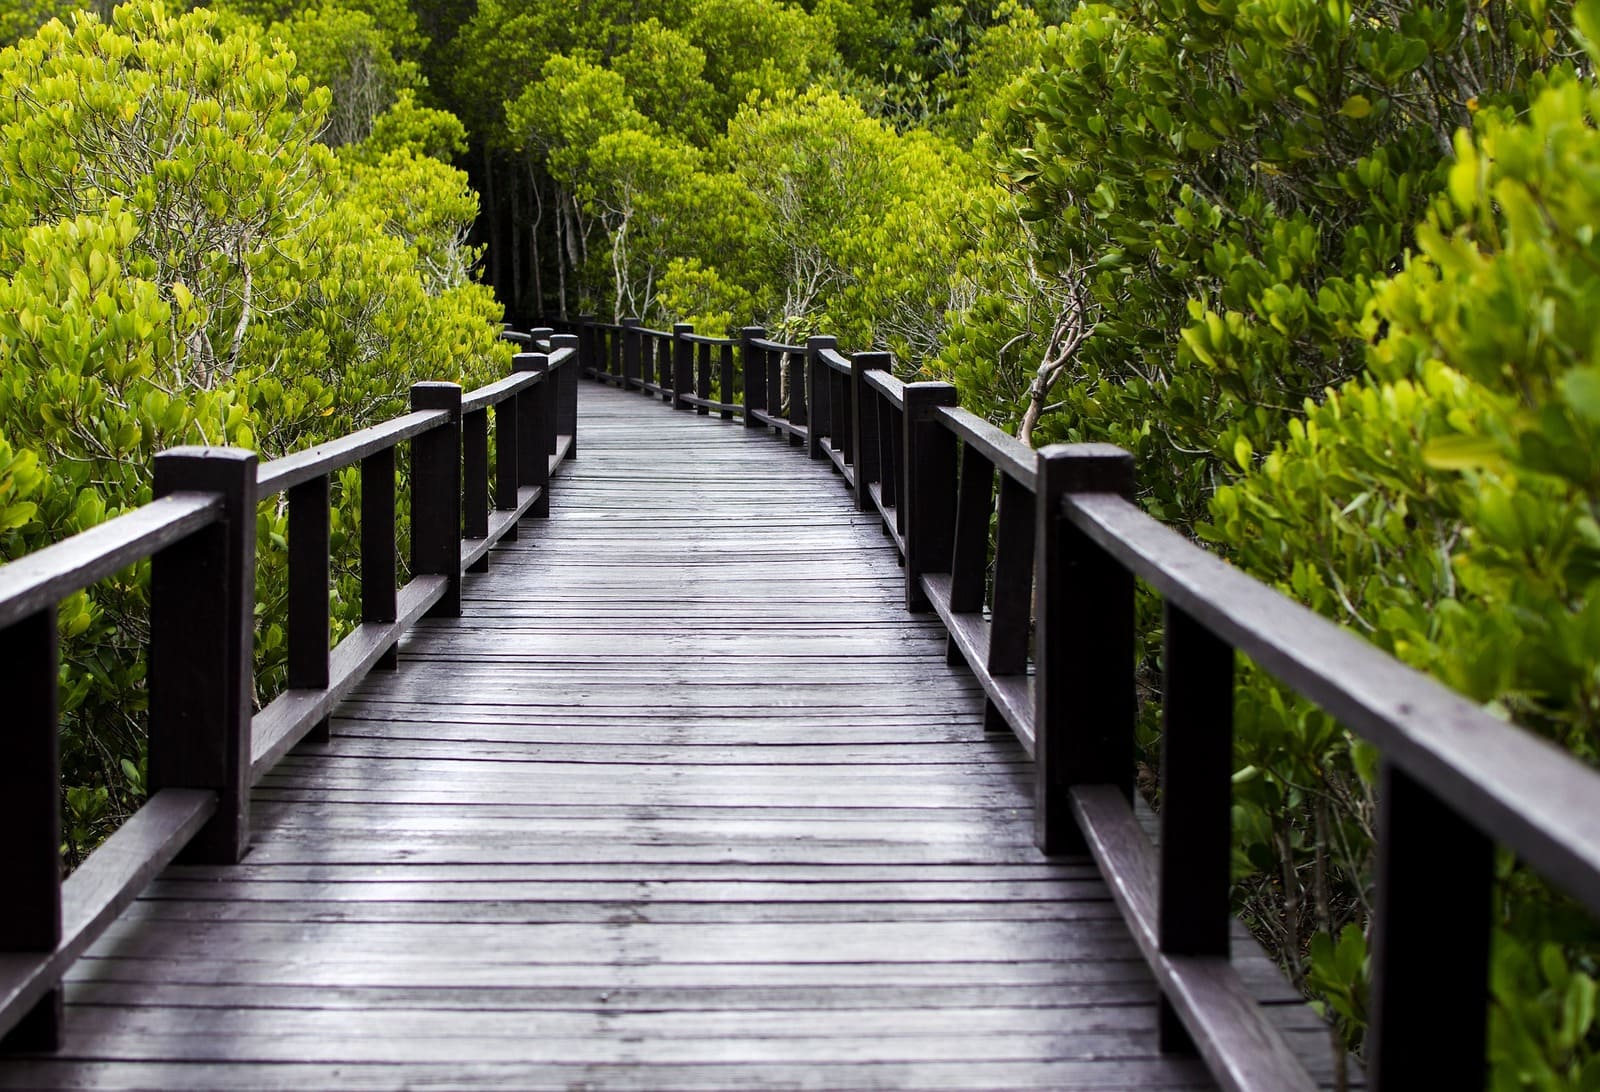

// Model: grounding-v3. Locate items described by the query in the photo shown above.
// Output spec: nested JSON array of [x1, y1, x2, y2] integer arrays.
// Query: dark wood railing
[[0, 334, 577, 1052], [552, 313, 1600, 1092]]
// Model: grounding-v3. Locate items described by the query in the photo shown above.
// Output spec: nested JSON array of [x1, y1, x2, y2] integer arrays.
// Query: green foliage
[[0, 0, 504, 858], [710, 88, 977, 350], [684, 0, 835, 119], [259, 3, 424, 148], [1204, 38, 1600, 1078], [353, 88, 469, 163], [908, 0, 1600, 1078], [449, 0, 692, 137], [610, 20, 720, 145], [930, 0, 1046, 145], [0, 0, 87, 46], [216, 0, 423, 56], [941, 0, 1564, 524]]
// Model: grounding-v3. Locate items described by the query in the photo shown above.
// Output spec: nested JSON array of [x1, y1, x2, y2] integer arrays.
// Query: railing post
[[852, 351, 888, 512], [902, 382, 958, 612], [552, 332, 580, 459], [1032, 443, 1135, 853], [463, 405, 490, 573], [1156, 603, 1235, 1050], [411, 382, 462, 617], [362, 446, 400, 667], [148, 446, 257, 864], [673, 323, 694, 410], [806, 336, 836, 461], [741, 326, 766, 428], [1367, 763, 1492, 1090], [622, 317, 642, 392], [287, 471, 332, 737], [514, 353, 552, 517], [831, 353, 850, 465], [986, 474, 1035, 712], [0, 608, 62, 1050]]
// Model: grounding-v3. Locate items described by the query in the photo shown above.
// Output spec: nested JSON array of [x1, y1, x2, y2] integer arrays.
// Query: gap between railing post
[[783, 345, 804, 445], [695, 341, 712, 416], [148, 447, 258, 864], [361, 446, 399, 668], [0, 607, 62, 1051], [852, 352, 889, 513], [901, 382, 958, 611], [718, 342, 735, 421], [740, 326, 766, 428], [411, 382, 462, 617], [287, 472, 333, 737], [463, 404, 491, 574], [1032, 443, 1135, 853], [1367, 763, 1492, 1090], [650, 326, 664, 403]]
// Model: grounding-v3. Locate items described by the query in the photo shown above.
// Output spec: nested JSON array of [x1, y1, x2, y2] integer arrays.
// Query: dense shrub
[[0, 1, 505, 856]]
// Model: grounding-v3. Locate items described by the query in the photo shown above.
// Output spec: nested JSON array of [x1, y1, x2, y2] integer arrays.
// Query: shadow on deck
[[0, 384, 1351, 1091]]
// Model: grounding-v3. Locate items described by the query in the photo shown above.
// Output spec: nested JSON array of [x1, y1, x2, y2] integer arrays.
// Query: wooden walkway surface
[[2, 384, 1346, 1090]]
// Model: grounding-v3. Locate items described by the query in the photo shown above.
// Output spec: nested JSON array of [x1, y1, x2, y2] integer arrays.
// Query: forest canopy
[[5, 0, 1600, 1085]]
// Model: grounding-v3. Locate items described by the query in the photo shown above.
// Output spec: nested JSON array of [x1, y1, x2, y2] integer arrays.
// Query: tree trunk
[[510, 164, 523, 320], [529, 166, 545, 320], [481, 144, 501, 304]]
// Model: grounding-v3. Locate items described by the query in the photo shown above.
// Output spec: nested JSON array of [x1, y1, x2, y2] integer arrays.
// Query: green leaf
[[1338, 95, 1372, 119], [1421, 434, 1508, 472]]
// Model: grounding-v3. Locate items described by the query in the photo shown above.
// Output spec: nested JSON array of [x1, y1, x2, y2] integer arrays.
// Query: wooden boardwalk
[[2, 383, 1345, 1090]]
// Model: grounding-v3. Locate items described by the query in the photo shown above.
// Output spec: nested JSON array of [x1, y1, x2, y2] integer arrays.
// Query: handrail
[[1065, 490, 1600, 915], [256, 409, 448, 494], [0, 332, 579, 1053], [0, 494, 220, 629], [862, 367, 905, 404], [932, 405, 1034, 492], [459, 367, 543, 413], [817, 346, 853, 375], [562, 309, 1598, 1091], [748, 336, 808, 354]]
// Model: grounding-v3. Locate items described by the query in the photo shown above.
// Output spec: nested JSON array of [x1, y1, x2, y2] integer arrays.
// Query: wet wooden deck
[[0, 383, 1347, 1090]]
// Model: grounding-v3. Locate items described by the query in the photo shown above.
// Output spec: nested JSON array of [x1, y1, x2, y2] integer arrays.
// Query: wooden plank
[[0, 1058, 1217, 1091]]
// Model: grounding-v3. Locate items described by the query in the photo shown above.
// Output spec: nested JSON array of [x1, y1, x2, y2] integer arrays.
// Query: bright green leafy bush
[[0, 0, 504, 857], [1206, 31, 1600, 1077]]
